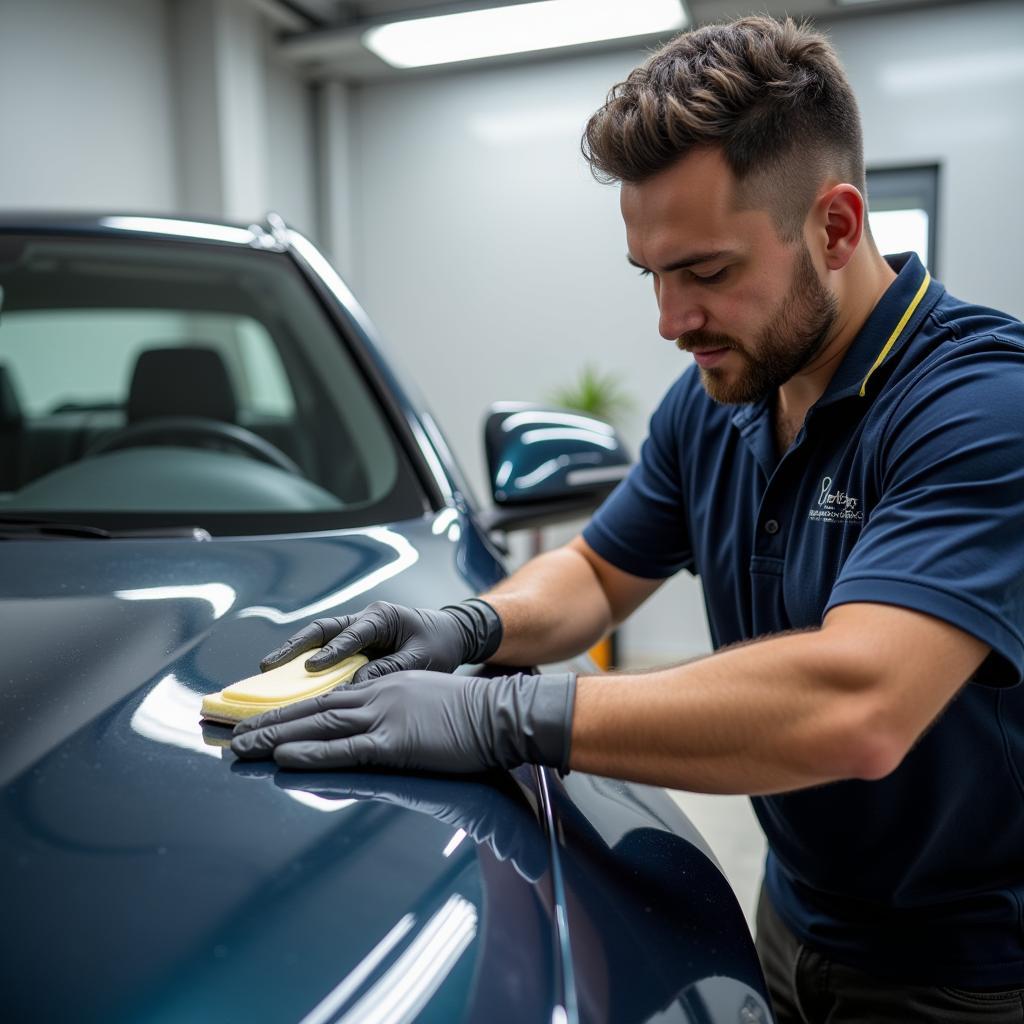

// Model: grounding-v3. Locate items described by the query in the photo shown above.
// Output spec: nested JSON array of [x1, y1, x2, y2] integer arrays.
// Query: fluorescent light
[[363, 0, 687, 69]]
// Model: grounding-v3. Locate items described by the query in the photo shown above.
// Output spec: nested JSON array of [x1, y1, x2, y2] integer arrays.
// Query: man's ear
[[814, 184, 865, 271]]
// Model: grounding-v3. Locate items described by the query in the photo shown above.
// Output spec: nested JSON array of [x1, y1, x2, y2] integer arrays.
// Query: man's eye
[[692, 267, 729, 284], [637, 267, 652, 278]]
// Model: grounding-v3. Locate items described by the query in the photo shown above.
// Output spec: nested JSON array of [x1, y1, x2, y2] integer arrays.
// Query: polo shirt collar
[[730, 251, 940, 435], [813, 251, 939, 408]]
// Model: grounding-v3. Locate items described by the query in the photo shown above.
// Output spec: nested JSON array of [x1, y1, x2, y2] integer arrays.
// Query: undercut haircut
[[582, 16, 866, 242]]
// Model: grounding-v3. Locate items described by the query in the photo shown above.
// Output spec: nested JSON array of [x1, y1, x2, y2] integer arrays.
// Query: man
[[232, 16, 1024, 1021]]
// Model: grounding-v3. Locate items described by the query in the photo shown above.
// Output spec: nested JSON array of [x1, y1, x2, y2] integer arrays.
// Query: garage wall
[[264, 50, 318, 238], [348, 0, 1024, 664], [834, 1, 1024, 318], [0, 0, 178, 213], [0, 0, 317, 232]]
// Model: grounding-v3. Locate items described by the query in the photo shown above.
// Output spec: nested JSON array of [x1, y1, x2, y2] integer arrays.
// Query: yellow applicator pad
[[200, 653, 368, 725]]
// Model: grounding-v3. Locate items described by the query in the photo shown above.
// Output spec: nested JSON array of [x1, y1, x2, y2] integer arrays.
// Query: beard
[[680, 245, 839, 405]]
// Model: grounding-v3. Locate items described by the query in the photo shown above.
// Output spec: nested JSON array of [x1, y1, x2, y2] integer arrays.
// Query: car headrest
[[127, 346, 237, 423], [0, 364, 23, 429]]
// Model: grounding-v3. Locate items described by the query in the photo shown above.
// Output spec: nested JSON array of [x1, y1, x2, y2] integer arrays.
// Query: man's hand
[[258, 598, 503, 683], [231, 669, 576, 773]]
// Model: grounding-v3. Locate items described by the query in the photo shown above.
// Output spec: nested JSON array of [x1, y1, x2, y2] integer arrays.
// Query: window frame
[[866, 163, 940, 276]]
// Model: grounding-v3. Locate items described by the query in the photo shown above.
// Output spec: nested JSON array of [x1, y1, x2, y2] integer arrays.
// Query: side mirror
[[479, 403, 631, 533]]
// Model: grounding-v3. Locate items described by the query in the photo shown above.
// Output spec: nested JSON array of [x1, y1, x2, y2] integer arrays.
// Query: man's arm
[[480, 536, 666, 666], [570, 602, 990, 794]]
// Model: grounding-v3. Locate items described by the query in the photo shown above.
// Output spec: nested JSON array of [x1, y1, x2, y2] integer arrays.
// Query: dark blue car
[[0, 214, 773, 1023]]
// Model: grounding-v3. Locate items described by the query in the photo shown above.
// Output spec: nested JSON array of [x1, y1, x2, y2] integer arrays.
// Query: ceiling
[[269, 0, 967, 80]]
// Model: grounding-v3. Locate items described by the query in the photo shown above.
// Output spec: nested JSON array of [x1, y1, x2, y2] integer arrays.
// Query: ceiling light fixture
[[362, 0, 688, 70]]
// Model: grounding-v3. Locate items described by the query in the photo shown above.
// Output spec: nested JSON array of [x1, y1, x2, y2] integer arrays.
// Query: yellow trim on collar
[[858, 271, 932, 397]]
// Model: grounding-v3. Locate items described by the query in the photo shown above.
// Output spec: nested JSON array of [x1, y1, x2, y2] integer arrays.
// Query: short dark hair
[[582, 16, 865, 240]]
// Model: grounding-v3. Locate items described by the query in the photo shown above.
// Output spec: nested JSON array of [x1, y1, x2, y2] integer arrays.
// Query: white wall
[[0, 0, 178, 212], [349, 0, 1024, 664], [265, 44, 317, 237], [349, 52, 711, 661], [830, 1, 1024, 317], [0, 0, 317, 231]]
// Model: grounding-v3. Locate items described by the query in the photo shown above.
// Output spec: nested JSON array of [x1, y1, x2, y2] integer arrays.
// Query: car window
[[1, 309, 296, 419], [0, 233, 426, 534]]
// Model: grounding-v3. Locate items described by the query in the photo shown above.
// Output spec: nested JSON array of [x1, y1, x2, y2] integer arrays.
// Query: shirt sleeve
[[582, 374, 695, 580], [825, 339, 1024, 686]]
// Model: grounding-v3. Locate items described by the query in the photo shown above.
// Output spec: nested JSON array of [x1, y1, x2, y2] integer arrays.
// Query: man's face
[[621, 148, 838, 405]]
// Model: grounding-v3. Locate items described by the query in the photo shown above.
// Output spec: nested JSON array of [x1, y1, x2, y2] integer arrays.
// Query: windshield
[[0, 233, 425, 535]]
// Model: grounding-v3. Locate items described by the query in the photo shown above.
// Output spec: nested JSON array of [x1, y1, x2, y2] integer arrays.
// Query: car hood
[[0, 515, 566, 1023]]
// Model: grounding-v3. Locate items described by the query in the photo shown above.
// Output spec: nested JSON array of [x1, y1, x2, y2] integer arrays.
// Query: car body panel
[[0, 514, 556, 1024], [0, 214, 773, 1023]]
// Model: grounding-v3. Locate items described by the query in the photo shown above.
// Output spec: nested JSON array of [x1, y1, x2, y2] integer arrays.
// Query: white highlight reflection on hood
[[130, 673, 219, 759], [131, 676, 361, 814], [430, 507, 459, 535], [114, 583, 236, 620], [287, 791, 357, 814], [334, 894, 477, 1024], [299, 914, 416, 1024], [236, 527, 419, 625]]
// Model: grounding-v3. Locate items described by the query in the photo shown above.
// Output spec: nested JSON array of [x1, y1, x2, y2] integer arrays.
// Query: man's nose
[[658, 284, 707, 341]]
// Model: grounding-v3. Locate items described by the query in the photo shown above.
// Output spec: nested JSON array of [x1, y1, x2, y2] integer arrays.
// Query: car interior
[[0, 235, 411, 517]]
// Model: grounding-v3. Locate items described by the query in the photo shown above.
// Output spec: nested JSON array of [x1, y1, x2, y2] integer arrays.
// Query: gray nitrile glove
[[259, 598, 503, 684], [231, 669, 576, 774]]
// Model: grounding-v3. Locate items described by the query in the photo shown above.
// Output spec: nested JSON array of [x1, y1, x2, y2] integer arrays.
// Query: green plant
[[546, 363, 633, 426]]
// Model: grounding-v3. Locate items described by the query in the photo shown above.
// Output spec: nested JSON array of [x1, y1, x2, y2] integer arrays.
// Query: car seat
[[127, 345, 238, 423], [0, 364, 24, 491]]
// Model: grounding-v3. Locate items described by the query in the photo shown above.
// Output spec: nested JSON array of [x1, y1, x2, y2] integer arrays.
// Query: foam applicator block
[[200, 652, 369, 725]]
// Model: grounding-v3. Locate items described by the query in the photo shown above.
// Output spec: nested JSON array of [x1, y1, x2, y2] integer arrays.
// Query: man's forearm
[[569, 626, 889, 795], [480, 546, 613, 666]]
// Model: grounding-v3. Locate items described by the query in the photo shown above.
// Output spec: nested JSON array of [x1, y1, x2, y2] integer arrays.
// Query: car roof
[[0, 211, 288, 250]]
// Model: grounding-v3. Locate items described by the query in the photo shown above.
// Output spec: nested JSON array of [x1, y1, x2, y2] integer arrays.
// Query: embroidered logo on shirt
[[808, 476, 863, 523]]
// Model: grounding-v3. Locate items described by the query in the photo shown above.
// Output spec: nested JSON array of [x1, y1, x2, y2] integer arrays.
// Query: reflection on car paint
[[236, 526, 419, 624], [326, 894, 478, 1024], [114, 582, 237, 619], [99, 216, 259, 245], [286, 791, 358, 815], [130, 673, 221, 760], [296, 913, 417, 1024], [520, 428, 619, 450], [430, 507, 459, 535], [442, 828, 469, 858]]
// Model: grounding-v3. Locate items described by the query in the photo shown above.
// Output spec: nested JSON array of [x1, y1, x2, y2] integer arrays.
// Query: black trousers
[[754, 885, 1024, 1023]]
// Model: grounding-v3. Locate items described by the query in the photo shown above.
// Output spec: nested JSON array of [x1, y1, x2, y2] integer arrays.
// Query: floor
[[665, 788, 767, 934]]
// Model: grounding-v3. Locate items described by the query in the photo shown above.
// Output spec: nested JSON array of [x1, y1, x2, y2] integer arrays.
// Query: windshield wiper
[[0, 515, 212, 541]]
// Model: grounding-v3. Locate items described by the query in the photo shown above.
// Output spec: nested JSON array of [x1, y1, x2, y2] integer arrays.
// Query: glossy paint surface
[[485, 405, 631, 506], [0, 515, 555, 1024], [549, 771, 773, 1023]]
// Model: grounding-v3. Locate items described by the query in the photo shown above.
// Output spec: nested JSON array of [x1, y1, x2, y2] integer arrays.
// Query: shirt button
[[764, 519, 780, 535]]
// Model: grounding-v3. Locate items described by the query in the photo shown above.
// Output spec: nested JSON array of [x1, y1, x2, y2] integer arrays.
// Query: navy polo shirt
[[583, 253, 1024, 986]]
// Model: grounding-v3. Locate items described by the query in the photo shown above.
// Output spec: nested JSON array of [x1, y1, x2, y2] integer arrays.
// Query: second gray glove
[[231, 669, 577, 774], [259, 598, 503, 684]]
